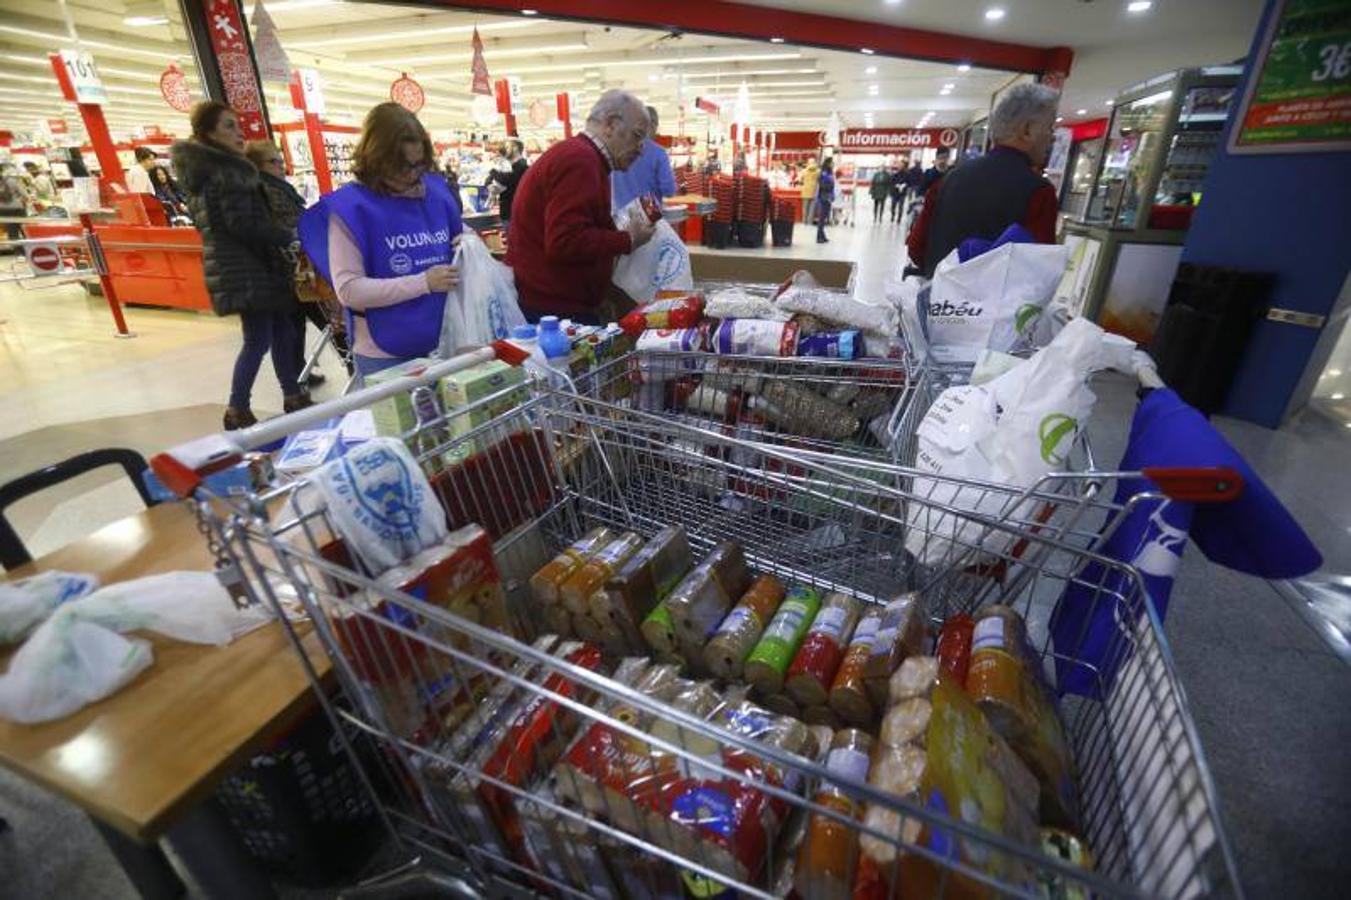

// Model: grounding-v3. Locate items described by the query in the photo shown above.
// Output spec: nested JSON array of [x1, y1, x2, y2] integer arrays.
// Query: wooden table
[[0, 503, 334, 898]]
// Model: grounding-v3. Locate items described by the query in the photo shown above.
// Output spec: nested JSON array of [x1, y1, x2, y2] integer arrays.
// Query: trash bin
[[771, 219, 794, 246], [1150, 263, 1272, 414]]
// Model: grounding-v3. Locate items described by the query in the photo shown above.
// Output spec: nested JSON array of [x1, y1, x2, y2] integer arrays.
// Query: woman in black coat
[[172, 101, 310, 430]]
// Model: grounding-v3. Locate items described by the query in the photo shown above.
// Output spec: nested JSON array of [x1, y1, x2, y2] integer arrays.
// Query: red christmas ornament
[[390, 72, 426, 113], [159, 64, 192, 113]]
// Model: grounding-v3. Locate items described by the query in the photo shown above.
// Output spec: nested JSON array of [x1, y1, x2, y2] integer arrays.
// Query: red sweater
[[506, 135, 633, 317]]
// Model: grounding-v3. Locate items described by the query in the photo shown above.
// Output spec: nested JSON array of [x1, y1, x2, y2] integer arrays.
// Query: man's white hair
[[587, 89, 646, 128], [990, 83, 1060, 142]]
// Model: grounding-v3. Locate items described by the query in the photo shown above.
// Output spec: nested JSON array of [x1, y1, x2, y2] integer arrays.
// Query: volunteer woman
[[299, 102, 461, 378], [172, 101, 309, 431]]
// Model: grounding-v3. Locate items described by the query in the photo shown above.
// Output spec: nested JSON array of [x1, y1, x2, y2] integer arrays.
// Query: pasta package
[[863, 592, 927, 706], [743, 584, 822, 695], [528, 526, 611, 607], [558, 532, 644, 615], [966, 607, 1078, 828], [704, 574, 787, 680], [829, 611, 882, 727], [641, 601, 679, 656], [785, 592, 862, 708], [590, 525, 692, 626], [666, 541, 751, 647]]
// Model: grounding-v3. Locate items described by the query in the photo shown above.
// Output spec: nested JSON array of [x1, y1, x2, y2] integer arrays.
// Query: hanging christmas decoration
[[390, 72, 426, 113]]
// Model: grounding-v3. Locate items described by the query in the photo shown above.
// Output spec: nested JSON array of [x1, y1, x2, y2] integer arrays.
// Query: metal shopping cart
[[152, 346, 1244, 900]]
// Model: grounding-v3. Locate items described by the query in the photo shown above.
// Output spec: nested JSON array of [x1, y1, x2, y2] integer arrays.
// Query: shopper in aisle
[[920, 147, 951, 195], [888, 159, 908, 224], [799, 158, 820, 225], [22, 162, 55, 205], [125, 146, 159, 195], [245, 139, 349, 386], [487, 139, 528, 226], [906, 83, 1060, 277], [505, 89, 656, 323], [298, 102, 462, 379], [610, 105, 676, 212], [172, 101, 309, 430], [148, 165, 189, 221], [869, 166, 891, 224], [815, 159, 836, 244]]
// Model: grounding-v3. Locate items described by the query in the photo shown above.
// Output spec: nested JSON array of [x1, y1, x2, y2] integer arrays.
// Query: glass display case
[[1084, 67, 1241, 232]]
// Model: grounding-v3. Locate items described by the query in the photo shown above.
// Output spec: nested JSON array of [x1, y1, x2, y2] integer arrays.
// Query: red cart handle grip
[[1141, 466, 1245, 503]]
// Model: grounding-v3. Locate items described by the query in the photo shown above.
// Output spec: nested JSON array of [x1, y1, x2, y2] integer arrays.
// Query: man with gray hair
[[906, 82, 1061, 277], [506, 89, 657, 321]]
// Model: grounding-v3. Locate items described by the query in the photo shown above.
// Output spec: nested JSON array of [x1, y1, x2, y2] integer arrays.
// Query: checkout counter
[[1061, 66, 1242, 346]]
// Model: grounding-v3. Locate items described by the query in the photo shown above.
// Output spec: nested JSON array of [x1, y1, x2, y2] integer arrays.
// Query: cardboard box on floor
[[687, 249, 855, 291]]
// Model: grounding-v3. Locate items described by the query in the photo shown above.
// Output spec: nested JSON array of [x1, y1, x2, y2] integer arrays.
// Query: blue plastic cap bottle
[[538, 316, 571, 359]]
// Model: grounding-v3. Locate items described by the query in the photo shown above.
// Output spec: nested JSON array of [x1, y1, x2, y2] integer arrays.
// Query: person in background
[[173, 101, 309, 430], [487, 138, 528, 227], [148, 165, 189, 220], [299, 102, 462, 380], [907, 83, 1060, 277], [245, 139, 349, 387], [125, 146, 159, 195], [920, 147, 951, 195], [815, 158, 835, 244], [0, 164, 28, 249], [869, 165, 891, 225], [506, 89, 656, 323], [22, 162, 55, 205], [610, 105, 676, 211], [799, 158, 820, 226], [905, 156, 924, 195], [888, 158, 908, 224]]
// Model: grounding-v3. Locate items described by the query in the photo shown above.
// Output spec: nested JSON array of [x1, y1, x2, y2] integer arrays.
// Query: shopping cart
[[153, 346, 1244, 900]]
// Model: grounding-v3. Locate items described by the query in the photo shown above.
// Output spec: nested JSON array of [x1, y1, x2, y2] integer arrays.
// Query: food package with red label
[[857, 657, 1042, 900], [620, 294, 705, 336]]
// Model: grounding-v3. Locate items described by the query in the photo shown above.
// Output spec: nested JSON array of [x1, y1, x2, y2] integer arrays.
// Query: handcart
[[153, 345, 1244, 900]]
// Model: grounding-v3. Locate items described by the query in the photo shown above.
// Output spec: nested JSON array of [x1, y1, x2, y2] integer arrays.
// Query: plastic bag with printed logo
[[438, 230, 526, 355], [612, 219, 694, 304], [925, 241, 1069, 365], [905, 318, 1108, 565]]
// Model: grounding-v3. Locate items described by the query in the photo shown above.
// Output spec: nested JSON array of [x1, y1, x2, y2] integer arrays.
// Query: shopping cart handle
[[1141, 466, 1245, 503]]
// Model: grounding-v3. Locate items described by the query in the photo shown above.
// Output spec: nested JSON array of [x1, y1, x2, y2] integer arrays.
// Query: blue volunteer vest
[[298, 174, 460, 358]]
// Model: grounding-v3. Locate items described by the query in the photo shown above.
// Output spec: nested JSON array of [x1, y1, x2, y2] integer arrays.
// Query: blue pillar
[[1181, 0, 1351, 428]]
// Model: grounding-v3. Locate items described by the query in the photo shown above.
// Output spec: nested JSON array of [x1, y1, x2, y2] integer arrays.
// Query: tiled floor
[[0, 221, 1348, 898]]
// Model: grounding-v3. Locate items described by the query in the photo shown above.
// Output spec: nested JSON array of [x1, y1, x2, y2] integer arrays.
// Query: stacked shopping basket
[[154, 324, 1244, 899]]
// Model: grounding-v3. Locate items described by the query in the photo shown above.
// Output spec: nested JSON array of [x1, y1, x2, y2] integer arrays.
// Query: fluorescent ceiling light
[[683, 68, 817, 78], [124, 16, 168, 26], [984, 7, 1006, 20], [375, 41, 588, 66], [258, 0, 335, 10], [770, 37, 784, 43], [957, 63, 971, 72], [522, 7, 538, 13], [1127, 1, 1153, 12], [864, 66, 878, 75], [861, 48, 875, 55], [444, 51, 803, 76], [1075, 108, 1087, 115]]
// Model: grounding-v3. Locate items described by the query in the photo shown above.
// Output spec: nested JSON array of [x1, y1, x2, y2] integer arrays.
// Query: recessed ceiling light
[[885, 0, 902, 6], [1106, 99, 1114, 106], [861, 48, 875, 55], [984, 7, 1006, 20], [1056, 116, 1064, 122], [1127, 1, 1153, 12], [770, 37, 785, 43], [957, 63, 971, 73], [943, 83, 955, 91], [864, 66, 878, 75], [1076, 108, 1087, 115]]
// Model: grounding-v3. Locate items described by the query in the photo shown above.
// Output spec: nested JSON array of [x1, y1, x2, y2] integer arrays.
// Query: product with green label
[[743, 584, 822, 694]]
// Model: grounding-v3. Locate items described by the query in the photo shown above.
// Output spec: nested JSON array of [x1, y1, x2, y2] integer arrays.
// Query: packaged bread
[[588, 525, 692, 626], [666, 541, 751, 647], [785, 591, 862, 708], [966, 606, 1078, 828], [704, 574, 786, 679], [794, 729, 875, 900], [529, 526, 611, 607], [744, 584, 822, 694], [829, 610, 882, 727], [863, 592, 927, 706], [641, 600, 678, 655], [558, 532, 644, 615]]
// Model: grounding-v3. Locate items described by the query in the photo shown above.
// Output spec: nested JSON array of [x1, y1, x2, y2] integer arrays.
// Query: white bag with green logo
[[905, 318, 1108, 565], [926, 242, 1069, 364]]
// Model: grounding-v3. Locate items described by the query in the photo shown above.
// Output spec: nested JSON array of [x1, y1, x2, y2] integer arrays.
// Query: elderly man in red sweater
[[507, 90, 656, 323]]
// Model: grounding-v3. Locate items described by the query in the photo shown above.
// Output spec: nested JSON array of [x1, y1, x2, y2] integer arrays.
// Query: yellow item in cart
[[558, 532, 644, 615], [528, 527, 612, 608]]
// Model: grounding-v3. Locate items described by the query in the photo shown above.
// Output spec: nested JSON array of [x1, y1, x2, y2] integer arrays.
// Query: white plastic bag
[[704, 287, 790, 321], [926, 242, 1069, 364], [612, 219, 693, 303], [775, 285, 898, 336], [0, 570, 99, 644], [438, 231, 526, 356], [0, 571, 252, 723], [905, 318, 1109, 565]]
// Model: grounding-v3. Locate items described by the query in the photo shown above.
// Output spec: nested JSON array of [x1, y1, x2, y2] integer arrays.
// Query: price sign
[[1230, 0, 1351, 154], [298, 68, 326, 116], [59, 48, 108, 106]]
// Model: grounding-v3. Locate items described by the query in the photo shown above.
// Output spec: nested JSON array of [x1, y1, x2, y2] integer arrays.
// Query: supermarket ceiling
[[0, 0, 1264, 144]]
